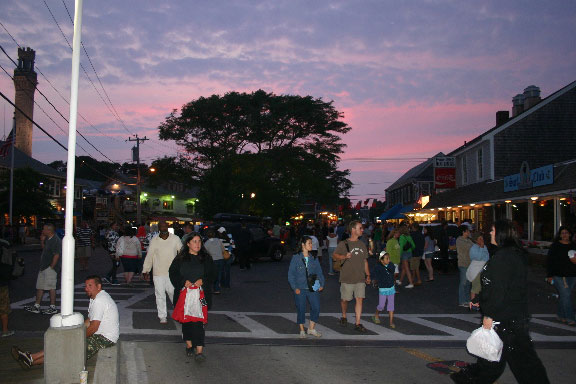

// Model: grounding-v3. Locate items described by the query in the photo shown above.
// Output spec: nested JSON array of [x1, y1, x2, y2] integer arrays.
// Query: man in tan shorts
[[333, 220, 371, 332]]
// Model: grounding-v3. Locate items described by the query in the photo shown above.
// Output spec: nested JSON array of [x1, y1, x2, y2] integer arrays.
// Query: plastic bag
[[466, 326, 503, 362]]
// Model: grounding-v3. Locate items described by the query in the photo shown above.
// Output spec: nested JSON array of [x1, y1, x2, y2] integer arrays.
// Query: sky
[[1, 0, 575, 202]]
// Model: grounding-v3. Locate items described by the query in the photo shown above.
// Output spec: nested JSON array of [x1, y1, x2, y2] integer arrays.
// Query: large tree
[[159, 90, 352, 219], [0, 167, 55, 220]]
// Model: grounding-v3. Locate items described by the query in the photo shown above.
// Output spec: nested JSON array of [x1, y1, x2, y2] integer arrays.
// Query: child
[[371, 251, 396, 328]]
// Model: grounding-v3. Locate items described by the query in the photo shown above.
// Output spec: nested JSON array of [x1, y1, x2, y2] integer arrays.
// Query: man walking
[[456, 225, 474, 307], [103, 223, 121, 285], [333, 220, 371, 332], [142, 221, 181, 323], [13, 275, 119, 369], [75, 221, 94, 271], [24, 223, 61, 315]]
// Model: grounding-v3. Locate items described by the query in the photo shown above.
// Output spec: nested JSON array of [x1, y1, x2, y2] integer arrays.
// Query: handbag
[[333, 240, 349, 272], [172, 286, 208, 324], [466, 325, 503, 362]]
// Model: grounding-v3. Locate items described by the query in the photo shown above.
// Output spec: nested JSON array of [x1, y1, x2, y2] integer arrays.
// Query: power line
[[0, 47, 117, 162], [0, 90, 67, 150]]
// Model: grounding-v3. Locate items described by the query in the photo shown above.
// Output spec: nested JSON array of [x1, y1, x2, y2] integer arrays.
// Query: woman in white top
[[326, 228, 339, 276], [115, 227, 142, 286]]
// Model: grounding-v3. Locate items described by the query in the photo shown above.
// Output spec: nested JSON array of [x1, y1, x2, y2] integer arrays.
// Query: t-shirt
[[327, 233, 338, 248], [40, 235, 62, 271], [334, 239, 368, 284], [89, 290, 119, 343], [310, 235, 320, 251], [75, 227, 93, 247], [205, 238, 224, 260]]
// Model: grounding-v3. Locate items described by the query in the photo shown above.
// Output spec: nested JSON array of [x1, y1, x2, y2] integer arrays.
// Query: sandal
[[355, 323, 367, 333], [338, 317, 348, 327]]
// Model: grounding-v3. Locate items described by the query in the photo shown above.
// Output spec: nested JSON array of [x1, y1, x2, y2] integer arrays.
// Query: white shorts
[[36, 267, 58, 291]]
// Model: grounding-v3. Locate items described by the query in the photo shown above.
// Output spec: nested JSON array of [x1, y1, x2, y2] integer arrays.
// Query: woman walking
[[398, 226, 415, 288], [451, 220, 550, 383], [288, 236, 325, 338], [385, 230, 401, 284], [169, 233, 216, 361], [115, 227, 142, 287], [422, 226, 436, 282], [546, 226, 576, 325]]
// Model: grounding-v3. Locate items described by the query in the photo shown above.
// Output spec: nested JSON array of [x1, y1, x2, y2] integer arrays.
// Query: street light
[[150, 167, 156, 172], [250, 192, 256, 199]]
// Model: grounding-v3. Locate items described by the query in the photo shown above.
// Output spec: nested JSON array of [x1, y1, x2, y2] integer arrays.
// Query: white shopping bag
[[183, 287, 204, 319], [466, 326, 503, 362]]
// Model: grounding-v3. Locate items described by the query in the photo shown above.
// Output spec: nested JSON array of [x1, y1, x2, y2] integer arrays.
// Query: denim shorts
[[400, 251, 412, 261]]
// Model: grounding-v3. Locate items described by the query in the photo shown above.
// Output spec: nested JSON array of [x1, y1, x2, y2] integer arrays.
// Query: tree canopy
[[159, 90, 352, 218], [0, 167, 54, 220]]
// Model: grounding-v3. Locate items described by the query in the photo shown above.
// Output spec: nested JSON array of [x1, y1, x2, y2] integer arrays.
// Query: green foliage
[[0, 167, 55, 220], [49, 156, 122, 182], [146, 156, 198, 188], [159, 90, 352, 219]]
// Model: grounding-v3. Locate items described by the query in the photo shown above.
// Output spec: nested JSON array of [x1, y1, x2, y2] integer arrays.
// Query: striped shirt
[[76, 227, 93, 247]]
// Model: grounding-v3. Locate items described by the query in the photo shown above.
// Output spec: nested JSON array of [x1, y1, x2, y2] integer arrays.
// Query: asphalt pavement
[[1, 240, 575, 383]]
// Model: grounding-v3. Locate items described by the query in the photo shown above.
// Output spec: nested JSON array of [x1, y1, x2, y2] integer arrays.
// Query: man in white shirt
[[142, 221, 182, 323], [12, 275, 119, 369]]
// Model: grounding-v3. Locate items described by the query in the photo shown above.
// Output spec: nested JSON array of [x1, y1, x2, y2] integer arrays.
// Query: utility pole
[[128, 134, 148, 225]]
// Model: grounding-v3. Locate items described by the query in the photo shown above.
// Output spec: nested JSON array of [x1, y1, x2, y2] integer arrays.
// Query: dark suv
[[206, 214, 286, 261]]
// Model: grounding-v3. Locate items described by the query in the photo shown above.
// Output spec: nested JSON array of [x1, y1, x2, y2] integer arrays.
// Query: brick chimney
[[523, 85, 541, 110], [495, 110, 509, 127], [512, 94, 525, 117]]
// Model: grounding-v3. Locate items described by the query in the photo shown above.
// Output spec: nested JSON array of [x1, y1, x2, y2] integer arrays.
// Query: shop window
[[511, 202, 528, 240], [162, 201, 173, 210], [534, 199, 554, 241], [477, 209, 483, 231], [560, 198, 576, 230]]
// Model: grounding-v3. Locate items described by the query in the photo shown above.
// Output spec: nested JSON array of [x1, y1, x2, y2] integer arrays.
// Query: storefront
[[420, 160, 576, 243]]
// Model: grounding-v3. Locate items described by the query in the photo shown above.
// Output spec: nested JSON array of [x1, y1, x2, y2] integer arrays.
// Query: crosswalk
[[11, 279, 576, 343]]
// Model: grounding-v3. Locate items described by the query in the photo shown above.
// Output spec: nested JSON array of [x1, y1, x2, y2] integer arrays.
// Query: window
[[48, 179, 61, 197], [162, 201, 173, 210], [477, 148, 484, 180], [462, 156, 468, 185], [186, 204, 195, 214]]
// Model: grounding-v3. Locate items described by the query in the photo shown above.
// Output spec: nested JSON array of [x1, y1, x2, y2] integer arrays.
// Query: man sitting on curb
[[12, 275, 119, 369]]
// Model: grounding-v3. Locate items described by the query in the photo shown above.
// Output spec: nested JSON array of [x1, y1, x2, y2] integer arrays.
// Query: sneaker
[[42, 305, 58, 315], [186, 347, 194, 357], [194, 353, 206, 363], [160, 318, 168, 324], [389, 323, 396, 329], [338, 317, 348, 327], [405, 284, 414, 289], [355, 323, 367, 333], [307, 328, 322, 337], [2, 330, 15, 337], [101, 277, 111, 284], [371, 316, 381, 324], [11, 346, 32, 370], [396, 280, 402, 286], [299, 330, 307, 338], [24, 304, 41, 314]]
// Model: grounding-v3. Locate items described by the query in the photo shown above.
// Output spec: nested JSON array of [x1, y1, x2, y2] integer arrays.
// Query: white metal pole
[[8, 116, 15, 226], [60, 0, 84, 319]]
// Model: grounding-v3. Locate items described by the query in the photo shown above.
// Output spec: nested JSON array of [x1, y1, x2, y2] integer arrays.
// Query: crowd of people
[[1, 216, 575, 379]]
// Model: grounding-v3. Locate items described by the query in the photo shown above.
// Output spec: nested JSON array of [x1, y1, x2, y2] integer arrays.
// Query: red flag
[[355, 201, 361, 210], [371, 200, 377, 208], [364, 199, 369, 205]]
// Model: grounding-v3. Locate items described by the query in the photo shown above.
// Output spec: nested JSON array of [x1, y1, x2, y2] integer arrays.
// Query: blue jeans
[[458, 266, 471, 305], [213, 259, 226, 292], [327, 247, 336, 274], [552, 276, 576, 321], [294, 289, 320, 325]]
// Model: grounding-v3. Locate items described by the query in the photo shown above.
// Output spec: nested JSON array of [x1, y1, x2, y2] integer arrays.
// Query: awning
[[379, 204, 414, 220]]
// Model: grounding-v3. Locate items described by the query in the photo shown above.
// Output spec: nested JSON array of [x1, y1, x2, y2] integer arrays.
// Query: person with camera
[[288, 236, 325, 338]]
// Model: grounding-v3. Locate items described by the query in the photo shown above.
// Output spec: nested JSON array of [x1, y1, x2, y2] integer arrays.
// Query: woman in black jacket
[[169, 233, 216, 362], [451, 219, 549, 384], [546, 226, 576, 325]]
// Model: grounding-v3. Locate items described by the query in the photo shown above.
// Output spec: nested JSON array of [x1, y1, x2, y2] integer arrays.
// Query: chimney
[[512, 93, 525, 117], [523, 85, 541, 110], [496, 110, 509, 126]]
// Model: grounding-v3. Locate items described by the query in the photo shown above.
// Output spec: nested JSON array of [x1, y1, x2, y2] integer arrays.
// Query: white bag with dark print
[[466, 326, 503, 362]]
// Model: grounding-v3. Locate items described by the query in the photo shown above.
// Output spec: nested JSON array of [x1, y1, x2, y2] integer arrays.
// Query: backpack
[[0, 242, 25, 279], [333, 240, 350, 272]]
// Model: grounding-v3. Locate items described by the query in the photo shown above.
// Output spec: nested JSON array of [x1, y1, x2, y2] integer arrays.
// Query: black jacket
[[169, 252, 216, 310], [479, 246, 529, 321], [546, 242, 576, 277], [371, 262, 395, 289]]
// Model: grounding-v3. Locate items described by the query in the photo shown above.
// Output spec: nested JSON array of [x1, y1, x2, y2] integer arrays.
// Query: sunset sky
[[1, 0, 575, 202]]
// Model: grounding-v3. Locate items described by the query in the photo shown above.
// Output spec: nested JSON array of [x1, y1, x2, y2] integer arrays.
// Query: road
[[4, 243, 576, 383]]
